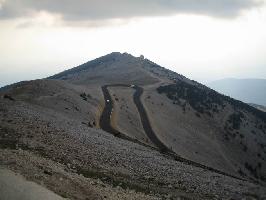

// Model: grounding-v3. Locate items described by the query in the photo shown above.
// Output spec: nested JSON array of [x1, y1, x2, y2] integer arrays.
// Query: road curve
[[100, 84, 170, 153], [99, 84, 248, 181], [132, 85, 169, 152]]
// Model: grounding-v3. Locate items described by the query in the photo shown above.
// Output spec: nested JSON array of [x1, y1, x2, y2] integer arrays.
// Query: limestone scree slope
[[1, 52, 266, 199]]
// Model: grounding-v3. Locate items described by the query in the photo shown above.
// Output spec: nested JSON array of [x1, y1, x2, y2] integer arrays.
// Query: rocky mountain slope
[[1, 52, 266, 199]]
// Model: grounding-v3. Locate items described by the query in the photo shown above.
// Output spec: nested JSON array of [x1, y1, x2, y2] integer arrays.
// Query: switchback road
[[99, 84, 247, 181], [99, 84, 169, 152]]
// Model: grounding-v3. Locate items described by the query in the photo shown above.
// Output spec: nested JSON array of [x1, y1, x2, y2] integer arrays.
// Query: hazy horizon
[[1, 0, 266, 87], [1, 52, 266, 88]]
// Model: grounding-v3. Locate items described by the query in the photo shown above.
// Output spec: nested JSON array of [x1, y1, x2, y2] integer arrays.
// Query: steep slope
[[1, 88, 266, 199], [1, 52, 266, 199], [49, 52, 161, 86], [208, 78, 266, 106], [154, 81, 266, 181], [48, 52, 266, 181]]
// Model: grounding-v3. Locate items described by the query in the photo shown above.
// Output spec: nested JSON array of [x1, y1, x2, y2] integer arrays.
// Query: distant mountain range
[[207, 78, 266, 106], [249, 103, 266, 112]]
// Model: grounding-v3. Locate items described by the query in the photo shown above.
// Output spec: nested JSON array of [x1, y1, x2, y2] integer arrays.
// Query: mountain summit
[[1, 53, 266, 199], [49, 52, 187, 86]]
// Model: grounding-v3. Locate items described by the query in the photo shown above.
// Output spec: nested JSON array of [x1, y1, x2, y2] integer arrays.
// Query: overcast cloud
[[0, 0, 263, 22], [0, 0, 266, 87]]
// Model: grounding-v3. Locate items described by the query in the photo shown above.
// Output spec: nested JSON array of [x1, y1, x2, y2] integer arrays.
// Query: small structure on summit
[[139, 55, 145, 60]]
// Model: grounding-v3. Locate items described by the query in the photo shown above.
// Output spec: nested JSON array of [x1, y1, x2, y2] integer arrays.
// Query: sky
[[0, 0, 266, 87]]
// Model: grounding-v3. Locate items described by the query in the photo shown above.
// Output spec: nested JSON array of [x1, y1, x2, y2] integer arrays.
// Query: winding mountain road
[[99, 84, 248, 181], [99, 85, 121, 137], [100, 84, 169, 152]]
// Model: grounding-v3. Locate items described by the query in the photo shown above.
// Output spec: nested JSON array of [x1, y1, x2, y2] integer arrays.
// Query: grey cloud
[[0, 0, 263, 22]]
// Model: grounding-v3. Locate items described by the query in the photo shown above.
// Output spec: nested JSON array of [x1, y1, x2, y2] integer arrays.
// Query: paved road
[[0, 169, 64, 200], [99, 84, 247, 181], [132, 85, 169, 153], [100, 84, 170, 152], [99, 85, 121, 137]]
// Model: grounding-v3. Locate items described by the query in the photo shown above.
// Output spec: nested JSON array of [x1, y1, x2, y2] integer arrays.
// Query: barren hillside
[[1, 52, 266, 199]]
